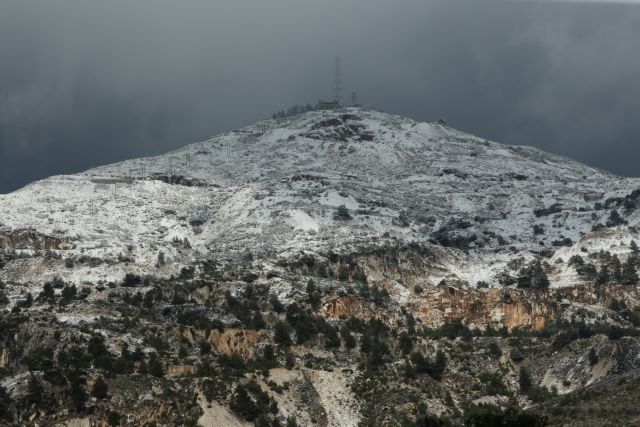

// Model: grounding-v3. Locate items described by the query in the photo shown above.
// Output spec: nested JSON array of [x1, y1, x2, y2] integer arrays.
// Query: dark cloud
[[1, 0, 640, 193]]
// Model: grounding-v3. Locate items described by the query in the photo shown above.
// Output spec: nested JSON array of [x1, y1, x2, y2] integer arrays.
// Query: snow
[[286, 209, 320, 232], [1, 106, 639, 290]]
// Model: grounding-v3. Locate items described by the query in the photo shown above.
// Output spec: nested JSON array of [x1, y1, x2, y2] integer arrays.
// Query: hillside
[[1, 107, 640, 426]]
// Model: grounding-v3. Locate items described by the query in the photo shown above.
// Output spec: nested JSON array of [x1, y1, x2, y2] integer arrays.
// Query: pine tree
[[68, 373, 86, 412], [91, 376, 108, 399], [432, 349, 448, 381], [147, 353, 164, 377], [324, 326, 341, 349], [530, 260, 550, 290], [621, 258, 639, 285], [519, 366, 532, 393], [340, 324, 356, 349], [230, 385, 259, 421], [26, 374, 43, 406], [273, 321, 291, 346], [612, 255, 623, 283], [0, 385, 13, 422], [595, 265, 610, 286]]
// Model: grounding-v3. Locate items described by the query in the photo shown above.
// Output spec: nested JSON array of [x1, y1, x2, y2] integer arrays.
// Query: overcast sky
[[1, 0, 639, 193]]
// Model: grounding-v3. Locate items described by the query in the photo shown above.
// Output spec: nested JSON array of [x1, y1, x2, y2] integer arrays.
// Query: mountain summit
[[1, 107, 638, 287]]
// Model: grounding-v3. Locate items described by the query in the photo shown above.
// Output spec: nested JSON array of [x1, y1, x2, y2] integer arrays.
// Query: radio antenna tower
[[334, 56, 343, 105]]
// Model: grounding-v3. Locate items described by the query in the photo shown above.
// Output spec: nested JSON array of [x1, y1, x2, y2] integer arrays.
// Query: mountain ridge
[[0, 106, 638, 289]]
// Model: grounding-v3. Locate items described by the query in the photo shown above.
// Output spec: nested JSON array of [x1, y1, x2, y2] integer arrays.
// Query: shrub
[[606, 210, 627, 227], [68, 372, 86, 411], [0, 385, 14, 422], [464, 403, 545, 427], [519, 366, 532, 393], [333, 205, 352, 220], [107, 411, 121, 426], [91, 376, 108, 399], [122, 273, 142, 287], [488, 341, 502, 359], [26, 374, 44, 406], [147, 353, 164, 377], [621, 258, 638, 285], [341, 324, 356, 349], [478, 372, 508, 396], [324, 326, 341, 349], [0, 290, 8, 305], [273, 321, 292, 346], [517, 260, 550, 290]]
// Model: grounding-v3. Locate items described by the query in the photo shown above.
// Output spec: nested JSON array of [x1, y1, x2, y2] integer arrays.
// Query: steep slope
[[1, 107, 638, 289]]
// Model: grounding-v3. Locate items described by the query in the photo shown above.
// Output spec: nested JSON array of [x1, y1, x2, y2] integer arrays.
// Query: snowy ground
[[1, 107, 639, 288]]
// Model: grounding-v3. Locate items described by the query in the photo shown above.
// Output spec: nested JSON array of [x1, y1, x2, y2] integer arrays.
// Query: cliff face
[[0, 230, 74, 251], [323, 282, 639, 331]]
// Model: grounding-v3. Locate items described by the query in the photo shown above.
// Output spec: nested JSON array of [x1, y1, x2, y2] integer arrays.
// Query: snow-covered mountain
[[4, 107, 640, 427], [1, 106, 639, 287]]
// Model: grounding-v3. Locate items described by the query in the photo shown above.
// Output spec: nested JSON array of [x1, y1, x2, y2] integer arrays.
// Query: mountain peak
[[0, 108, 638, 288]]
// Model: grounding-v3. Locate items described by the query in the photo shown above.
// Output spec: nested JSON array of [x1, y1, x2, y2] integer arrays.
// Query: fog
[[1, 0, 640, 193]]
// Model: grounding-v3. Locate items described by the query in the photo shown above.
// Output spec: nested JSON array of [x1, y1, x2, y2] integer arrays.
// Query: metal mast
[[334, 56, 343, 105]]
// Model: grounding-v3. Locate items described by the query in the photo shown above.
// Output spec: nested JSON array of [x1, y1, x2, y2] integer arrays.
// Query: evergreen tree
[[340, 324, 356, 349], [431, 349, 447, 381], [324, 326, 341, 349], [91, 376, 108, 399], [273, 321, 292, 346], [518, 366, 532, 393], [0, 385, 13, 422], [398, 331, 414, 355], [107, 411, 121, 426], [595, 265, 610, 286], [518, 260, 550, 290], [606, 209, 627, 227], [333, 205, 352, 220], [26, 374, 43, 406], [230, 385, 259, 421], [305, 280, 322, 310], [530, 260, 550, 290], [147, 353, 164, 377], [360, 330, 372, 354], [612, 255, 623, 283], [143, 291, 154, 309], [588, 348, 598, 366], [38, 282, 56, 303], [68, 372, 86, 412], [621, 258, 639, 285]]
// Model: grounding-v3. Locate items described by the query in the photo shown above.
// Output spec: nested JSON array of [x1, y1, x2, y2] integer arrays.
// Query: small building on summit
[[317, 100, 340, 110]]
